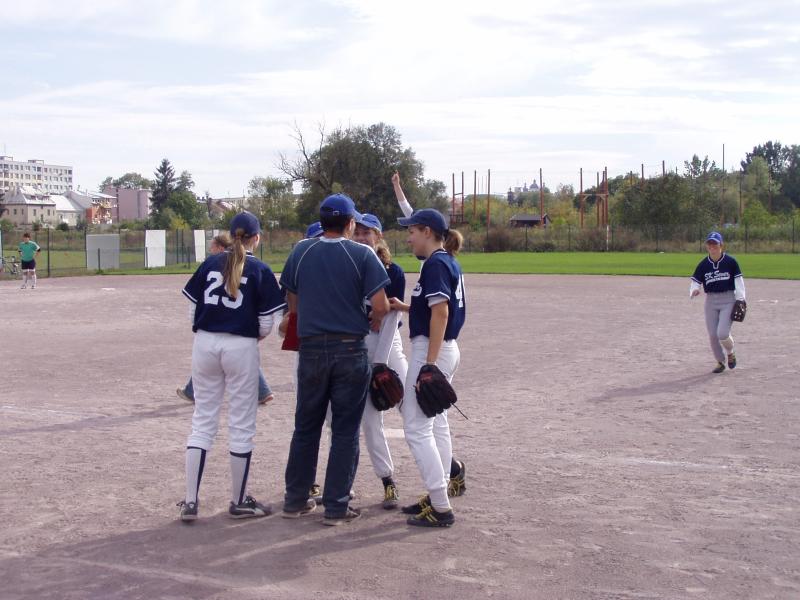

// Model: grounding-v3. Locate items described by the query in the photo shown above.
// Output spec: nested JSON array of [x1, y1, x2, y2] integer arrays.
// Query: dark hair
[[320, 214, 353, 233], [23, 232, 31, 239]]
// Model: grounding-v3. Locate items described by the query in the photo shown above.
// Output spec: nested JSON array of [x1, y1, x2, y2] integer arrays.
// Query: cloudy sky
[[3, 0, 799, 197]]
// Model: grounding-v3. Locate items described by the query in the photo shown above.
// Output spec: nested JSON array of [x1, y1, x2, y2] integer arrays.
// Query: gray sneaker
[[322, 507, 361, 526], [177, 500, 198, 522], [229, 495, 272, 519]]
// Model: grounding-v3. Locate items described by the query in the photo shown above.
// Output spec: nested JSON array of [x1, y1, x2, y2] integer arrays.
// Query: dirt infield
[[1, 273, 798, 600]]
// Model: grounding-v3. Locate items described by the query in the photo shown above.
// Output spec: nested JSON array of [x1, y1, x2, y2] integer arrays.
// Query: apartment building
[[0, 156, 74, 195]]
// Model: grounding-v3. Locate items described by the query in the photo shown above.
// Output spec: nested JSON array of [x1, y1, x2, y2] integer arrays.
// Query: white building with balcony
[[0, 156, 74, 195]]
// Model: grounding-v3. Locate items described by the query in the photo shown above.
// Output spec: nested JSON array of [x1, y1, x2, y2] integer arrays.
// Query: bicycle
[[1, 255, 21, 278]]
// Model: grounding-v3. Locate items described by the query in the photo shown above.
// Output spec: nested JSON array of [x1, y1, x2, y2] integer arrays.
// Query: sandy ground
[[0, 272, 798, 600]]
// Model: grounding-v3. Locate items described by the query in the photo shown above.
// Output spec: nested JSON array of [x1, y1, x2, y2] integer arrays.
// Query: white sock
[[31, 272, 37, 286], [230, 451, 252, 505], [22, 272, 28, 286], [721, 336, 734, 354], [185, 447, 206, 503]]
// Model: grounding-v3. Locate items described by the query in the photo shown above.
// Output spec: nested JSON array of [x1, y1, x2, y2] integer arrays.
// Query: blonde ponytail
[[223, 228, 248, 299], [375, 239, 393, 267], [444, 229, 463, 256]]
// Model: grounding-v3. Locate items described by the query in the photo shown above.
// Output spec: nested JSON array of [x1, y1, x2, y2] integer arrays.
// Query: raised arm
[[392, 172, 413, 218]]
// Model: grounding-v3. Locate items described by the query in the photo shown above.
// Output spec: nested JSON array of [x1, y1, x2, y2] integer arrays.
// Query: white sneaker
[[20, 285, 26, 289]]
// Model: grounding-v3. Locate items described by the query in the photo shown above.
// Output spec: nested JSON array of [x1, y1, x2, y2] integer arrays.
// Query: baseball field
[[1, 273, 799, 599]]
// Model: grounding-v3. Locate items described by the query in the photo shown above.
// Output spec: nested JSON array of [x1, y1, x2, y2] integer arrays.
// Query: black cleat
[[448, 460, 466, 497], [282, 499, 317, 519], [401, 495, 431, 515], [712, 361, 726, 374], [727, 353, 737, 369], [407, 506, 455, 528], [382, 482, 399, 510], [322, 507, 361, 526]]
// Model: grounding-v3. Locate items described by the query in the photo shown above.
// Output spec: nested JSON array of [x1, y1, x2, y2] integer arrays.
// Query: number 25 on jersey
[[204, 271, 247, 309]]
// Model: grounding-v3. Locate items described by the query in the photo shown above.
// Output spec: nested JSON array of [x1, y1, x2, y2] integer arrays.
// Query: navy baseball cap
[[305, 221, 323, 239], [706, 231, 723, 244], [230, 211, 261, 236], [357, 213, 383, 233], [320, 193, 362, 221], [398, 208, 448, 235]]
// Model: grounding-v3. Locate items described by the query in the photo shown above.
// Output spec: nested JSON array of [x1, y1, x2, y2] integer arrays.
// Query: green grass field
[[77, 251, 800, 280]]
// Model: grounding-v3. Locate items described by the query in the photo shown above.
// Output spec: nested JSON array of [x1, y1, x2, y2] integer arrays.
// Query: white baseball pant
[[188, 330, 260, 454], [362, 311, 408, 479], [400, 336, 460, 512]]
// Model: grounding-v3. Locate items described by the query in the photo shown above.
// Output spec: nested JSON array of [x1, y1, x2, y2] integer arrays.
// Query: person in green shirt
[[18, 232, 41, 289]]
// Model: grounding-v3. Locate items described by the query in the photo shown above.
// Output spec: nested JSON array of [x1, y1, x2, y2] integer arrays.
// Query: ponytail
[[375, 239, 393, 267], [443, 229, 463, 256], [212, 232, 232, 250], [223, 228, 249, 299]]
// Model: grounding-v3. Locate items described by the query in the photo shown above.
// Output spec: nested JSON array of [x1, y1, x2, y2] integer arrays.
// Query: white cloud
[[2, 0, 800, 197]]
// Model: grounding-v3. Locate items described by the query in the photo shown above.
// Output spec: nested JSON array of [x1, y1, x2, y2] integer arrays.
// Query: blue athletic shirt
[[280, 238, 390, 337], [183, 251, 286, 338], [408, 249, 466, 340], [691, 253, 742, 293]]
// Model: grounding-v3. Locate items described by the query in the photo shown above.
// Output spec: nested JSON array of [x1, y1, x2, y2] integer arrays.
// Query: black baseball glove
[[731, 299, 747, 322], [370, 364, 404, 411], [415, 364, 458, 418]]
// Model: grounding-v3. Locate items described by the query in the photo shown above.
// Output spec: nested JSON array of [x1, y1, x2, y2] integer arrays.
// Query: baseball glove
[[731, 299, 747, 322], [415, 364, 458, 418], [370, 364, 404, 411]]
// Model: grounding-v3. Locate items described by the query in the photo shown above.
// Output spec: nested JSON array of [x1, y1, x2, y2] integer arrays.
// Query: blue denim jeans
[[284, 336, 370, 517], [184, 369, 271, 400]]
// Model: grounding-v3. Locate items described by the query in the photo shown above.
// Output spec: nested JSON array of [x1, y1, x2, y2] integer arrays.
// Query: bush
[[485, 228, 512, 252], [56, 222, 70, 232]]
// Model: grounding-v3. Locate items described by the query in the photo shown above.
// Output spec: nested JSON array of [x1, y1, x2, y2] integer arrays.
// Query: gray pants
[[704, 291, 735, 363]]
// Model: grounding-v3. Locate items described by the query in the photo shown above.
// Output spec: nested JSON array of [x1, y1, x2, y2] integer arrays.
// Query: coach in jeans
[[280, 194, 390, 525]]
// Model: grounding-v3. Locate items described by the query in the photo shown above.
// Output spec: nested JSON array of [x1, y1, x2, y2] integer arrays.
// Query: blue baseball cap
[[706, 231, 723, 244], [398, 208, 448, 235], [357, 213, 383, 233], [320, 193, 362, 221], [229, 211, 261, 236], [305, 221, 323, 239]]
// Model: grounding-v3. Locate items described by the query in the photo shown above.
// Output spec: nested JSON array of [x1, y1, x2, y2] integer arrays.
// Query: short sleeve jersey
[[19, 241, 40, 262], [280, 238, 390, 337], [183, 252, 286, 338], [408, 249, 466, 340], [691, 253, 742, 293]]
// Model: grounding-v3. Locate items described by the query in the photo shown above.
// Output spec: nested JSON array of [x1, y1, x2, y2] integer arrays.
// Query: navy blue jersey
[[386, 262, 406, 303], [280, 238, 390, 337], [691, 253, 742, 293], [408, 249, 466, 340], [183, 251, 286, 338]]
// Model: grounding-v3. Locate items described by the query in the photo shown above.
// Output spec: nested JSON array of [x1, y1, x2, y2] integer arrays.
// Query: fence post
[[524, 226, 528, 252], [656, 225, 660, 252], [47, 228, 51, 277], [793, 217, 796, 254], [568, 224, 571, 251], [97, 248, 101, 271]]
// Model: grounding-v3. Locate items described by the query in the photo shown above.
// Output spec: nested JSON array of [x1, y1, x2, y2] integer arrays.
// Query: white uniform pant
[[361, 327, 408, 479], [401, 336, 460, 511], [188, 330, 260, 454]]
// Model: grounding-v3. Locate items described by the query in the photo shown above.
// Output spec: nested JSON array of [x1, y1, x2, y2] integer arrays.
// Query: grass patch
[[24, 251, 800, 280]]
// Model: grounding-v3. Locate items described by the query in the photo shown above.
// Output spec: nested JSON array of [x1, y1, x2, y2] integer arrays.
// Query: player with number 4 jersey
[[178, 211, 286, 522], [390, 208, 466, 528]]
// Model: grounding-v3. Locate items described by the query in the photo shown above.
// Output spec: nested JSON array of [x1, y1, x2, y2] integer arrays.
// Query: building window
[[33, 209, 37, 216]]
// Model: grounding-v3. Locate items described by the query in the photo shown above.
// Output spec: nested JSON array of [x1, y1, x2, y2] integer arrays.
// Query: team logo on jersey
[[411, 282, 422, 297]]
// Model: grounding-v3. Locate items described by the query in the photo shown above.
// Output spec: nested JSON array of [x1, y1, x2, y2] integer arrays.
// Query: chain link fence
[[1, 220, 796, 279]]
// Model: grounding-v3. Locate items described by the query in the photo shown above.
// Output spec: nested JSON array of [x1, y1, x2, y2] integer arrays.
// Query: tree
[[247, 176, 298, 229], [0, 218, 13, 233], [741, 141, 791, 176], [100, 172, 152, 190], [151, 159, 175, 214], [278, 122, 438, 227], [176, 170, 195, 193], [165, 190, 207, 229]]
